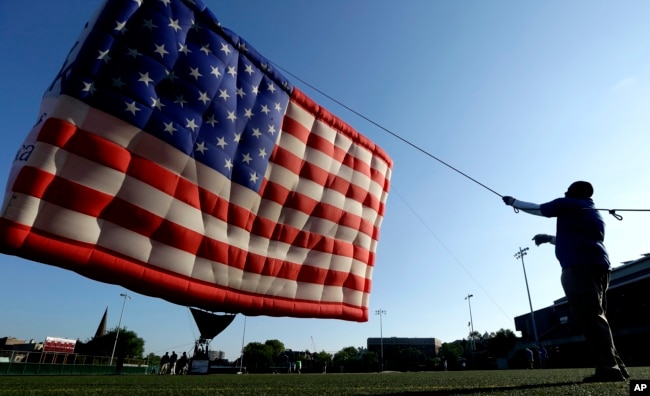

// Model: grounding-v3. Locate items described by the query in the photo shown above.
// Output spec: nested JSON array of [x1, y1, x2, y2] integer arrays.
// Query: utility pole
[[515, 247, 539, 346], [465, 294, 475, 351], [375, 309, 386, 372], [110, 292, 131, 366]]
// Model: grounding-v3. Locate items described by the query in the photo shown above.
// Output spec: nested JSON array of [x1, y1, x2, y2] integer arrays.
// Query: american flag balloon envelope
[[0, 0, 392, 322]]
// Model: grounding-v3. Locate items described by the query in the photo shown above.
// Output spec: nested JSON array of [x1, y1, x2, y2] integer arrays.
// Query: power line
[[280, 55, 514, 320], [391, 187, 512, 322]]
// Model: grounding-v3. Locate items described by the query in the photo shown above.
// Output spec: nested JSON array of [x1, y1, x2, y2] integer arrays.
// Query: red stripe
[[37, 119, 201, 209], [33, 120, 381, 251], [269, 145, 382, 214], [1, 102, 390, 320], [283, 92, 390, 216], [260, 182, 374, 237], [0, 219, 368, 321], [11, 167, 371, 291], [281, 115, 388, 189], [37, 120, 382, 237], [12, 168, 113, 218], [290, 87, 392, 170], [39, 118, 131, 173]]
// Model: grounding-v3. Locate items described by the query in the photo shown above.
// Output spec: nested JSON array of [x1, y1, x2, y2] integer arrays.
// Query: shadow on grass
[[378, 380, 584, 395]]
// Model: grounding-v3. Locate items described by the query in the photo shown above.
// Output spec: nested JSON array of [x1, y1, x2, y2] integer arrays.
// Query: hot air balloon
[[0, 0, 392, 325]]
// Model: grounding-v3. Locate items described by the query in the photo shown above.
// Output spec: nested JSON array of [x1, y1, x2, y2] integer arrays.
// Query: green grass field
[[1, 367, 647, 395]]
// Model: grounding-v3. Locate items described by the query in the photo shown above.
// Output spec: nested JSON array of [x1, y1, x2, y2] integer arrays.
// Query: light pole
[[375, 309, 386, 371], [465, 294, 475, 351], [238, 316, 247, 374], [515, 247, 539, 346], [110, 292, 131, 366]]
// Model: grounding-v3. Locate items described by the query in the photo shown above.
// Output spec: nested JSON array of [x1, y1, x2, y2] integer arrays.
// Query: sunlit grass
[[1, 367, 647, 395]]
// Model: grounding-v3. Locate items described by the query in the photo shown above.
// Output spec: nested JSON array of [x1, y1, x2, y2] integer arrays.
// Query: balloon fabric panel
[[0, 0, 392, 322]]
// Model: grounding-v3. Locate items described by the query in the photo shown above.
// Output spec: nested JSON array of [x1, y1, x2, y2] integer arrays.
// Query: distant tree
[[397, 347, 425, 371], [334, 346, 359, 361], [439, 342, 463, 369], [146, 352, 160, 367], [243, 341, 275, 370], [487, 328, 518, 358], [467, 330, 483, 351], [361, 350, 379, 372], [77, 327, 144, 359], [333, 346, 361, 372], [311, 351, 333, 372], [264, 339, 285, 358]]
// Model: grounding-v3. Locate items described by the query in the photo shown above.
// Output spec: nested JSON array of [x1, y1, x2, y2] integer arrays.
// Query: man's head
[[565, 181, 593, 199]]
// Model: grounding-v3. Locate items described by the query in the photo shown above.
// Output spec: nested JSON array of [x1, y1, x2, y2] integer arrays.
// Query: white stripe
[[7, 98, 385, 288], [24, 128, 373, 250], [5, 194, 368, 303], [148, 240, 196, 277], [2, 194, 369, 305], [16, 138, 375, 268], [21, 140, 207, 235], [4, 194, 372, 290], [282, 104, 389, 203], [3, 194, 100, 245], [201, 213, 371, 278], [286, 101, 390, 185], [47, 95, 92, 128], [192, 255, 368, 304], [50, 96, 386, 237], [96, 221, 153, 264], [264, 161, 377, 237]]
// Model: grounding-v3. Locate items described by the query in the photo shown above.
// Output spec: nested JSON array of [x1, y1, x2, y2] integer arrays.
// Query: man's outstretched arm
[[502, 196, 543, 216], [532, 234, 555, 246]]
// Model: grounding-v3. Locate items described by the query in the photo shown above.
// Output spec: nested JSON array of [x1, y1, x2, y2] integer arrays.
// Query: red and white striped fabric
[[0, 0, 392, 322], [0, 88, 392, 321]]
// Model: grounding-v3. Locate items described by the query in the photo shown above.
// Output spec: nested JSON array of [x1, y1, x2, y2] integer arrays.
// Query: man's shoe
[[619, 366, 630, 379], [583, 368, 626, 383]]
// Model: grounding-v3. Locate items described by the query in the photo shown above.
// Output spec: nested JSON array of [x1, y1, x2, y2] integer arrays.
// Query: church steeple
[[95, 307, 108, 338]]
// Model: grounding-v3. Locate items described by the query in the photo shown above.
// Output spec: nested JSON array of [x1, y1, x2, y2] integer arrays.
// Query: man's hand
[[502, 196, 516, 206], [532, 234, 553, 246]]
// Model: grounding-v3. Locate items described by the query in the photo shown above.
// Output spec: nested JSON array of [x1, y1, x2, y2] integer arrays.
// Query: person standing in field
[[169, 351, 178, 375], [502, 181, 628, 383], [525, 348, 534, 369], [159, 352, 169, 375]]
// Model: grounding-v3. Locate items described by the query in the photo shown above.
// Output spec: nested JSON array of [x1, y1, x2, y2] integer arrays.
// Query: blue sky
[[2, 0, 650, 360]]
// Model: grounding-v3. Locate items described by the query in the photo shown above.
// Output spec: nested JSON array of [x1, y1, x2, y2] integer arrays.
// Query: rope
[[591, 208, 650, 221], [274, 63, 503, 197], [273, 63, 650, 222]]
